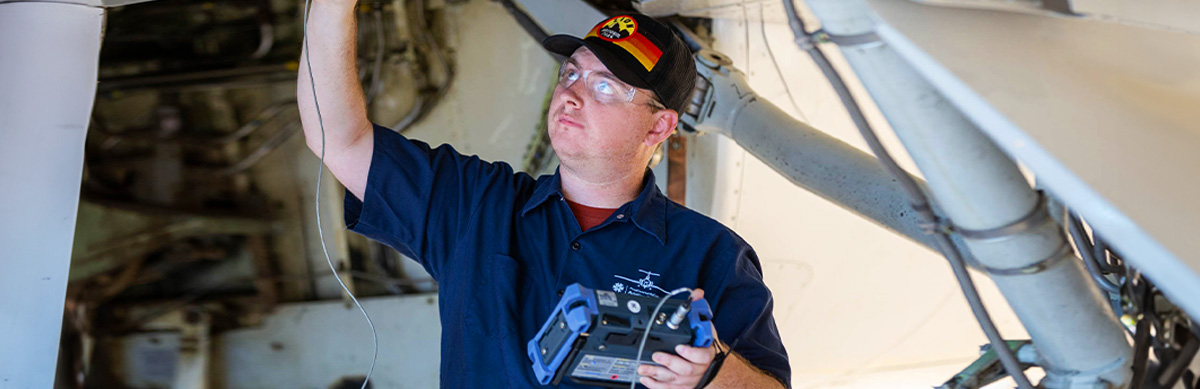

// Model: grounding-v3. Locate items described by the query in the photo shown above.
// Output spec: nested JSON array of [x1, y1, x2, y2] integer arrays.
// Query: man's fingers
[[638, 377, 665, 389], [639, 377, 694, 389], [652, 351, 698, 377], [638, 364, 679, 384], [691, 288, 705, 302], [674, 344, 715, 365]]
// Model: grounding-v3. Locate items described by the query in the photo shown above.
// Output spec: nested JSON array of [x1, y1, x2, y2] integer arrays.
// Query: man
[[299, 3, 789, 387]]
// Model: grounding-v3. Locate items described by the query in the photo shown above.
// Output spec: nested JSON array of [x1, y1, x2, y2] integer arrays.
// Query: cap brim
[[541, 34, 652, 90]]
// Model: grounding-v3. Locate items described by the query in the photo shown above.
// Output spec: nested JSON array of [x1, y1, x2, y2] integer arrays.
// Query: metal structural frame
[[0, 2, 106, 388], [679, 49, 939, 250], [803, 0, 1132, 387]]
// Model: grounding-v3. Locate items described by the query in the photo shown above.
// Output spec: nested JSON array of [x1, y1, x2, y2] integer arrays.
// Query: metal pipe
[[1156, 333, 1200, 388], [94, 100, 296, 145], [683, 50, 937, 250], [364, 9, 386, 105], [97, 64, 295, 92], [250, 0, 275, 60], [0, 3, 104, 388], [804, 1, 1133, 387], [771, 8, 1034, 385], [209, 120, 301, 176], [728, 94, 938, 249]]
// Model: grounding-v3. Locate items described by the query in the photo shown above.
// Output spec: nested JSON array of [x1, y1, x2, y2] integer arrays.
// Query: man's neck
[[559, 164, 645, 209]]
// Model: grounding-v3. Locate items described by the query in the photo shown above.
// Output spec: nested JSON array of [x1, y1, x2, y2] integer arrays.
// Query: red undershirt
[[565, 199, 619, 231]]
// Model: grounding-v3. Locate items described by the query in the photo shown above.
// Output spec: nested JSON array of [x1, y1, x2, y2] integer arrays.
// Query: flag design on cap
[[586, 15, 663, 72]]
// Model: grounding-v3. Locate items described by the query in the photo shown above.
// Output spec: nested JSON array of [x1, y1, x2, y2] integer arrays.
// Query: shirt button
[[571, 242, 581, 251], [615, 214, 625, 220]]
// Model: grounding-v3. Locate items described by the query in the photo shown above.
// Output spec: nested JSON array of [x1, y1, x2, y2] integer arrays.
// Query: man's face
[[547, 47, 673, 174]]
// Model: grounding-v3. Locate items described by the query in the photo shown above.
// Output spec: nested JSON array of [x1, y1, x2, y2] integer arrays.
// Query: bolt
[[541, 347, 548, 355], [598, 345, 607, 351]]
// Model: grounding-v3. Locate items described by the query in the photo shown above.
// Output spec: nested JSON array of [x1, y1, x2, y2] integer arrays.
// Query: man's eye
[[565, 70, 580, 81], [594, 80, 616, 95]]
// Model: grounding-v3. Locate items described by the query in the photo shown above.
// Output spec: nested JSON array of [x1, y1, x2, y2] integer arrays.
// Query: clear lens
[[557, 62, 636, 105], [558, 64, 580, 86]]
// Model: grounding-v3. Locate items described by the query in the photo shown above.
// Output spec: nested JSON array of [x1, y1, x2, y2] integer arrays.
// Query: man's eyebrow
[[564, 57, 618, 79]]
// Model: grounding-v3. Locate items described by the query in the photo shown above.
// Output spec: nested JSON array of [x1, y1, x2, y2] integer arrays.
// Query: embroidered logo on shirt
[[614, 269, 668, 298]]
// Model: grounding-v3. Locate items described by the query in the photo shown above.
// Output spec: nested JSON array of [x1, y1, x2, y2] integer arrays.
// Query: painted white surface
[[215, 294, 442, 388], [403, 0, 558, 172], [1072, 0, 1200, 34], [121, 332, 183, 388], [510, 0, 605, 37], [866, 0, 1200, 319], [0, 3, 104, 388], [697, 3, 1029, 387]]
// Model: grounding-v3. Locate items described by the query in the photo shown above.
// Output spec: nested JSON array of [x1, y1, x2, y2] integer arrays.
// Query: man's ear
[[645, 109, 678, 147]]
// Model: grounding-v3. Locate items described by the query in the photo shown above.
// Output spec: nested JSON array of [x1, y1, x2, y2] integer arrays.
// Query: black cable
[[1157, 336, 1200, 388], [1067, 212, 1121, 294], [781, 2, 1034, 388], [780, 0, 809, 50], [497, 0, 550, 44], [758, 4, 806, 121], [1130, 276, 1155, 389], [1094, 236, 1123, 274]]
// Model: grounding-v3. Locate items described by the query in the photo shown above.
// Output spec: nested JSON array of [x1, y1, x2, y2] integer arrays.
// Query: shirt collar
[[520, 169, 565, 216], [521, 168, 667, 245]]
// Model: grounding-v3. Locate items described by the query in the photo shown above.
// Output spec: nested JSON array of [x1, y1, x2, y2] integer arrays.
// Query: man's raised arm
[[297, 0, 373, 199]]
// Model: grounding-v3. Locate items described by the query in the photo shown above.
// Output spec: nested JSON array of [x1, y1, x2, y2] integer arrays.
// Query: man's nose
[[560, 80, 586, 109]]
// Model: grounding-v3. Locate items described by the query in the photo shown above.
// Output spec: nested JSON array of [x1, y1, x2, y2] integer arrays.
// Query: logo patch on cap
[[586, 15, 664, 72], [597, 16, 637, 42]]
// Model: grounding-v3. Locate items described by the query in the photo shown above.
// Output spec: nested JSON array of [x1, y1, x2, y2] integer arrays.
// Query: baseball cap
[[542, 13, 697, 114]]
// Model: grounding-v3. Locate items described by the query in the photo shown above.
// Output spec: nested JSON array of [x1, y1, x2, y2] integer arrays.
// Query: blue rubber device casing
[[527, 284, 598, 384], [528, 284, 716, 386], [689, 298, 715, 348]]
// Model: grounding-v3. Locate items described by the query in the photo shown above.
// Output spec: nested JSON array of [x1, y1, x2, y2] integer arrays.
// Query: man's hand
[[637, 343, 717, 388], [637, 289, 717, 389], [637, 289, 787, 389]]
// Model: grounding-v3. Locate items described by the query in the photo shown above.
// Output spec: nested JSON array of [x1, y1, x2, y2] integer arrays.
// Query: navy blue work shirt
[[345, 124, 790, 387]]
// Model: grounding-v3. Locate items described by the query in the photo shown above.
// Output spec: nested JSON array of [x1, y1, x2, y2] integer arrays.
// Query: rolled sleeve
[[713, 244, 791, 387]]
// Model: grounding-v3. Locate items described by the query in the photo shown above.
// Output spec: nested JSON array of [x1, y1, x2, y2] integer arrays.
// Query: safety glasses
[[557, 60, 664, 110]]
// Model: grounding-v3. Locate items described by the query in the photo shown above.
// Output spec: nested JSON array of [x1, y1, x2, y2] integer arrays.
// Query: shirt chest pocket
[[465, 253, 526, 337]]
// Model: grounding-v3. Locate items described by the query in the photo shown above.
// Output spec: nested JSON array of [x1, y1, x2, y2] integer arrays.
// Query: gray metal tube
[[727, 96, 937, 250], [805, 0, 1132, 387], [0, 3, 105, 388], [684, 50, 937, 251]]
